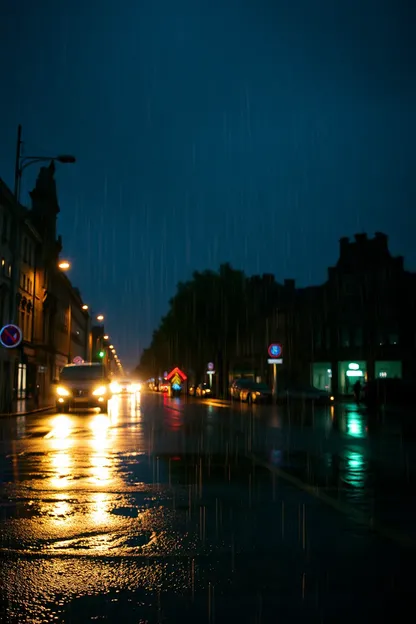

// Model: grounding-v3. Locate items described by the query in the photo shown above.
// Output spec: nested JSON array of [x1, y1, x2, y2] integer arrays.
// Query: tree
[[138, 264, 281, 394]]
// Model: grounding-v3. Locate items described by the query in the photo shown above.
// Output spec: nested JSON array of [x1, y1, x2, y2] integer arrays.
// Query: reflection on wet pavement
[[0, 393, 415, 622]]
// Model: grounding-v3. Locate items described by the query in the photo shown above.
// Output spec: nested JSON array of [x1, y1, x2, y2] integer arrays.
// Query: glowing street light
[[58, 260, 71, 271], [82, 304, 89, 310], [96, 314, 104, 322], [103, 335, 109, 340], [109, 344, 114, 349]]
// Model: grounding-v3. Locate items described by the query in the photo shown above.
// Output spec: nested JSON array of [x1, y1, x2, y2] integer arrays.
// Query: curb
[[0, 405, 54, 418]]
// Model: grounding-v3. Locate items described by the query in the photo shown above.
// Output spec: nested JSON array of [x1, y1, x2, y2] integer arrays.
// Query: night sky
[[0, 0, 414, 371]]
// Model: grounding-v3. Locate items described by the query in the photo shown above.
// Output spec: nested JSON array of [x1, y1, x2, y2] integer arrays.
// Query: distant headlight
[[110, 382, 121, 394], [330, 395, 334, 401], [56, 386, 70, 397], [93, 386, 107, 396]]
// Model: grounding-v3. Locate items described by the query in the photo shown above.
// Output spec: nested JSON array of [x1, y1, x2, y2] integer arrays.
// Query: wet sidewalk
[[0, 398, 53, 418]]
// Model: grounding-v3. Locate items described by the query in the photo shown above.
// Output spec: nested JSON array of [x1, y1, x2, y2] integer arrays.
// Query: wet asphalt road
[[0, 392, 415, 623]]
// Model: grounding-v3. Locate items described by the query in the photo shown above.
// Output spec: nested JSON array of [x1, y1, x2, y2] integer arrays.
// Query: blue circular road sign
[[268, 343, 282, 358], [0, 324, 23, 349]]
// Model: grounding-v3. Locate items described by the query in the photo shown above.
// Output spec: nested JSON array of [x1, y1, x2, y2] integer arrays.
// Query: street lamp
[[82, 304, 89, 311], [9, 124, 76, 322], [14, 124, 76, 203], [58, 260, 71, 271], [96, 314, 104, 322], [103, 334, 109, 340]]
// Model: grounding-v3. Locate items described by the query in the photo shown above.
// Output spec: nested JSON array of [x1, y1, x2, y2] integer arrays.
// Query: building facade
[[297, 232, 416, 395], [0, 180, 16, 411], [0, 164, 91, 411]]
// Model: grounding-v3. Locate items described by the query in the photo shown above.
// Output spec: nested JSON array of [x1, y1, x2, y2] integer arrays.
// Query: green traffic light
[[98, 351, 105, 358]]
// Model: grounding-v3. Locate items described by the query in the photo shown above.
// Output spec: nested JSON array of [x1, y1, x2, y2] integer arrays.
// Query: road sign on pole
[[268, 343, 282, 358], [0, 324, 23, 349]]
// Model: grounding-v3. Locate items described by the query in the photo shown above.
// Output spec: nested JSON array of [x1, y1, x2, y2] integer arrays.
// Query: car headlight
[[56, 386, 70, 397], [110, 382, 121, 394], [93, 386, 107, 396]]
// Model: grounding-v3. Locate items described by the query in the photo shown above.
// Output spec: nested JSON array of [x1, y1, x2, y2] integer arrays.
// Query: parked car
[[277, 384, 334, 404], [196, 383, 214, 398], [229, 378, 255, 400], [239, 381, 273, 404]]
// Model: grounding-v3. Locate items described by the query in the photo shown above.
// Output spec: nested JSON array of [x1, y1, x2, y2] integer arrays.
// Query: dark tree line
[[136, 263, 282, 395]]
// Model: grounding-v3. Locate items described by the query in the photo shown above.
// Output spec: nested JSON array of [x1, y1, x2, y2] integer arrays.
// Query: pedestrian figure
[[353, 380, 361, 403]]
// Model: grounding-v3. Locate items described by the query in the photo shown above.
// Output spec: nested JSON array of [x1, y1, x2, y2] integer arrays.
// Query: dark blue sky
[[1, 0, 414, 370]]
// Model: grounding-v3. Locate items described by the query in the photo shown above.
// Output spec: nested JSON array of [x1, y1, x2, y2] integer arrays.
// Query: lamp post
[[10, 124, 76, 322], [4, 125, 75, 410]]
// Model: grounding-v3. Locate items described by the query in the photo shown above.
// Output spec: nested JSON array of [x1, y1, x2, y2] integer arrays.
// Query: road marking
[[249, 453, 416, 550]]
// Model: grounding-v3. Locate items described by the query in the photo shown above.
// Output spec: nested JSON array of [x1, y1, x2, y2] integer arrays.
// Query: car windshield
[[60, 365, 106, 381]]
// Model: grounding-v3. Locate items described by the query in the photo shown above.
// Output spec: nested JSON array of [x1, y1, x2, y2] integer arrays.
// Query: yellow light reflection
[[47, 415, 72, 440], [50, 450, 72, 488], [51, 500, 71, 521], [109, 397, 119, 425], [46, 416, 74, 487], [90, 454, 112, 485], [90, 414, 110, 449], [89, 414, 113, 485], [90, 492, 111, 524]]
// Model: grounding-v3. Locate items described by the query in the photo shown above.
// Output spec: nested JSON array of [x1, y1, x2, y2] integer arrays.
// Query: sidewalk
[[0, 398, 54, 418]]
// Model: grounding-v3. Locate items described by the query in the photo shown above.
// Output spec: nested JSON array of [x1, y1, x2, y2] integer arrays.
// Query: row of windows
[[314, 328, 399, 349], [19, 308, 32, 342], [20, 272, 34, 295]]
